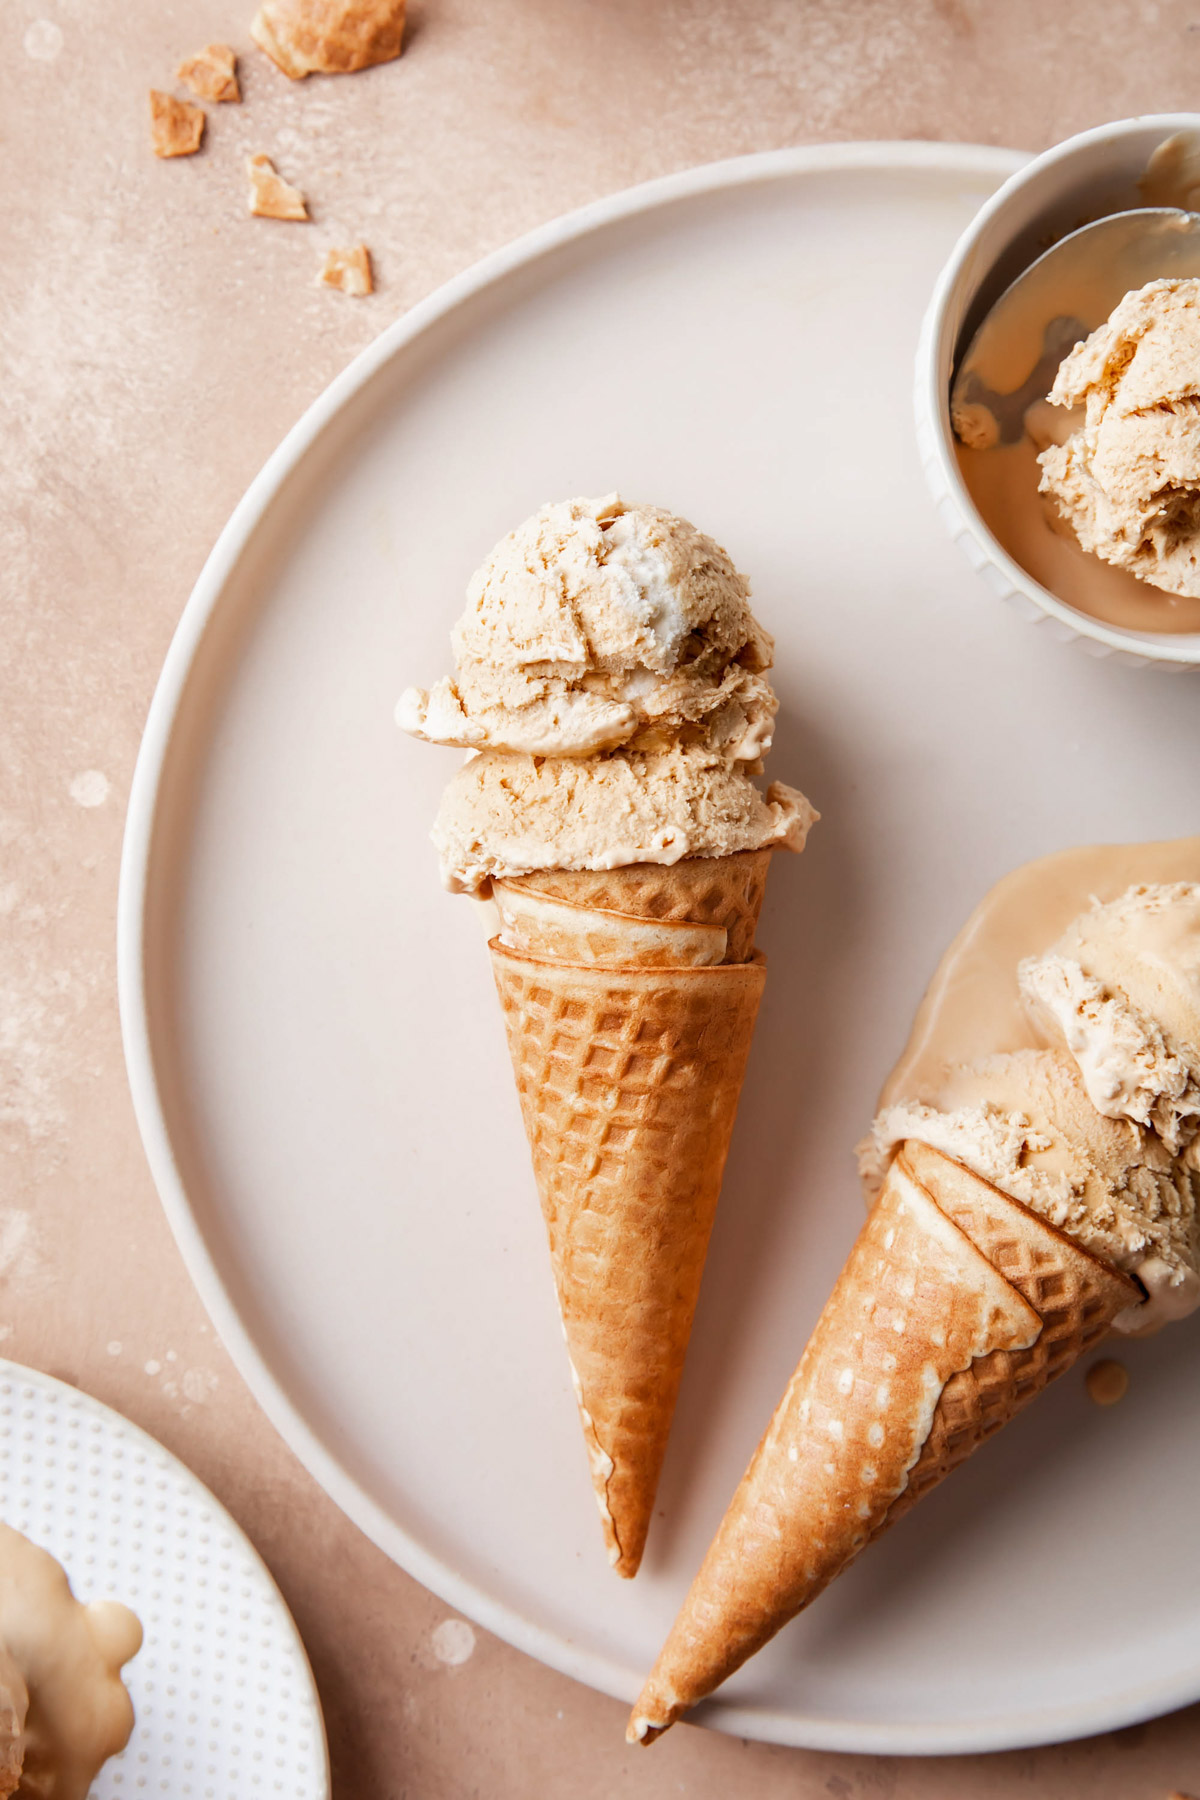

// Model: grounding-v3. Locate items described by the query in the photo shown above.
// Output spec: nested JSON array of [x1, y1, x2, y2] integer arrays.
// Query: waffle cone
[[490, 853, 772, 1577], [882, 1142, 1137, 1522], [513, 848, 772, 964], [628, 1145, 1139, 1741]]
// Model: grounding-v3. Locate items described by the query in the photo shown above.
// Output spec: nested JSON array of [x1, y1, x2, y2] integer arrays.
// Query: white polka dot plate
[[0, 1360, 329, 1798]]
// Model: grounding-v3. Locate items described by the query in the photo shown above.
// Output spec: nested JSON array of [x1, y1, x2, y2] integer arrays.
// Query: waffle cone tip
[[626, 1692, 675, 1744]]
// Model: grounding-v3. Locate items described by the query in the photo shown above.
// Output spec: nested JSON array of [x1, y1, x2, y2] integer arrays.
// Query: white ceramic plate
[[118, 143, 1200, 1756], [0, 1360, 328, 1796]]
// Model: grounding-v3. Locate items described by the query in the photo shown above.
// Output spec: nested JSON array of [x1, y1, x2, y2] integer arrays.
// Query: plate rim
[[0, 1357, 331, 1791], [115, 138, 1200, 1757]]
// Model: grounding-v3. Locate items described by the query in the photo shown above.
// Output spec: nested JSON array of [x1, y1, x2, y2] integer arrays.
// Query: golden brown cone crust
[[149, 90, 205, 158], [627, 1148, 1136, 1743], [515, 849, 771, 964], [884, 1143, 1139, 1522], [494, 881, 730, 968], [246, 154, 309, 221], [177, 44, 240, 102], [490, 855, 771, 1577], [490, 944, 764, 1577]]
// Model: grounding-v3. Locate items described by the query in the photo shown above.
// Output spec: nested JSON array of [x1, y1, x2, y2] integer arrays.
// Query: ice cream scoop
[[398, 494, 776, 763], [1020, 882, 1200, 1154], [432, 744, 811, 897], [1037, 279, 1200, 596]]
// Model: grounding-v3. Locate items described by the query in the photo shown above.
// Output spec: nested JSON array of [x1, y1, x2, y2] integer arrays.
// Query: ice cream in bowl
[[917, 113, 1200, 665]]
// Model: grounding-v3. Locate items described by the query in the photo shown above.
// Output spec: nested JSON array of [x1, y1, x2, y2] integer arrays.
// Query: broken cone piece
[[246, 154, 309, 220], [150, 90, 205, 158], [177, 43, 240, 102], [318, 244, 374, 296]]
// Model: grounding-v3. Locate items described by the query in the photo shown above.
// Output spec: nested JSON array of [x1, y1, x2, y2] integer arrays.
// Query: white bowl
[[915, 114, 1200, 669]]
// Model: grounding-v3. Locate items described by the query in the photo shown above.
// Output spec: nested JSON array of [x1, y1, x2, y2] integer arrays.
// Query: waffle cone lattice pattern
[[628, 1143, 1139, 1740], [884, 1142, 1139, 1522], [490, 854, 771, 1577], [516, 848, 771, 964]]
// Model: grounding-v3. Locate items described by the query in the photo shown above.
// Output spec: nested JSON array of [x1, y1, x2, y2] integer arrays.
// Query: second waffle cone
[[489, 850, 771, 1577], [628, 1144, 1139, 1738]]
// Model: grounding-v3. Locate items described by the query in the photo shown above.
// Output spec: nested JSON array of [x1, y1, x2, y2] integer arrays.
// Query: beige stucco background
[[4, 1, 1200, 1793]]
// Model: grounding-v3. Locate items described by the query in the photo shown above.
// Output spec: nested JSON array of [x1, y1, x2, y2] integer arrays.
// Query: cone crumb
[[1085, 1359, 1129, 1406], [150, 91, 205, 157], [319, 244, 373, 296], [246, 153, 309, 220], [177, 44, 240, 102]]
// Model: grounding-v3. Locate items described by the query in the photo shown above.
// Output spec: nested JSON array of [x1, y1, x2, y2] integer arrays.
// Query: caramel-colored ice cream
[[862, 1049, 1200, 1333], [399, 494, 776, 759], [399, 495, 816, 891], [1019, 882, 1200, 1155], [1037, 278, 1200, 597], [434, 746, 810, 898]]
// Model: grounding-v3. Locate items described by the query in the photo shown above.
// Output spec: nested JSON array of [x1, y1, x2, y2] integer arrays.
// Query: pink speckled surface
[[5, 2, 1200, 1793]]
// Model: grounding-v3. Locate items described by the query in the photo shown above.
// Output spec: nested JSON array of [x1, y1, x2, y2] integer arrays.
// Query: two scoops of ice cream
[[399, 493, 814, 892]]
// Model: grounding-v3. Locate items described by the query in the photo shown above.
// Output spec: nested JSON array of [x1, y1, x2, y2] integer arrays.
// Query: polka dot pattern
[[0, 1362, 329, 1798]]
